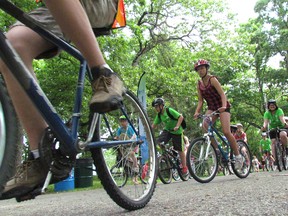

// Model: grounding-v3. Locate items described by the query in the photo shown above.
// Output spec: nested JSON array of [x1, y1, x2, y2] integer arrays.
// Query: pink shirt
[[234, 132, 247, 142]]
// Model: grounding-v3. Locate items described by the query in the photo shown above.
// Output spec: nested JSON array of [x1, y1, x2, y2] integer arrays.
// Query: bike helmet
[[267, 99, 278, 109], [119, 115, 127, 120], [236, 123, 243, 127], [152, 98, 165, 107], [194, 59, 210, 71]]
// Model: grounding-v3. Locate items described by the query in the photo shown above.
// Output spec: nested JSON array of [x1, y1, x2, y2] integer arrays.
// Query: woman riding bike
[[261, 99, 288, 160], [193, 59, 243, 170]]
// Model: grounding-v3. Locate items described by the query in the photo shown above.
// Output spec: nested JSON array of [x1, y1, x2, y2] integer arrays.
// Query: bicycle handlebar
[[196, 110, 220, 119]]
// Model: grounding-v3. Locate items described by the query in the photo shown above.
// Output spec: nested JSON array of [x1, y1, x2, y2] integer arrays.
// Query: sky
[[227, 0, 258, 23]]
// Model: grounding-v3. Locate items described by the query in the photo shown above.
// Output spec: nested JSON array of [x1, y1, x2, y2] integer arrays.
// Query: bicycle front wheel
[[0, 77, 20, 198], [90, 91, 157, 210], [186, 137, 218, 183], [281, 148, 288, 170], [158, 155, 172, 184], [275, 142, 284, 172], [232, 140, 252, 178], [0, 78, 21, 196]]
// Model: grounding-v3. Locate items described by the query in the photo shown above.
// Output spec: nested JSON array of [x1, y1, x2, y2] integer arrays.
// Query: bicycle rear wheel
[[232, 140, 252, 178], [0, 78, 21, 196], [90, 91, 157, 210], [275, 142, 284, 172], [158, 155, 172, 184], [186, 137, 218, 183]]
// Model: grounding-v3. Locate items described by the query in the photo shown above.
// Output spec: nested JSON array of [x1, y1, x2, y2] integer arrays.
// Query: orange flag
[[112, 0, 126, 29]]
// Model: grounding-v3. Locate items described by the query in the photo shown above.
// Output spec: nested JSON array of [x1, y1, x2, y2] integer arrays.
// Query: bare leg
[[280, 131, 288, 148], [0, 26, 55, 150], [130, 152, 138, 169], [44, 0, 125, 113], [178, 151, 187, 168], [219, 112, 240, 156], [44, 0, 105, 68]]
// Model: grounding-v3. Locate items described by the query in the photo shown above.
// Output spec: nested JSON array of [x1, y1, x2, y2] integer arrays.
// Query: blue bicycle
[[186, 111, 252, 183], [0, 0, 157, 210]]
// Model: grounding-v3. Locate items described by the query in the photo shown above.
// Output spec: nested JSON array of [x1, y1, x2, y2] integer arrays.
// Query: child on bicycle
[[114, 115, 139, 184], [193, 59, 243, 170], [261, 99, 288, 159], [0, 0, 125, 199], [259, 132, 272, 155], [151, 98, 188, 177], [234, 123, 247, 143]]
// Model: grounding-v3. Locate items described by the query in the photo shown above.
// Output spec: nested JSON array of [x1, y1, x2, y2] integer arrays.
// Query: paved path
[[0, 171, 287, 215]]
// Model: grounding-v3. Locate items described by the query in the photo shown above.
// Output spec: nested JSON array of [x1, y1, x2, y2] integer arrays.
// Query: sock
[[31, 149, 40, 159], [100, 64, 112, 70]]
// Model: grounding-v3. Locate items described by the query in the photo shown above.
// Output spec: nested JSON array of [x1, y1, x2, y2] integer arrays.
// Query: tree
[[255, 0, 288, 72]]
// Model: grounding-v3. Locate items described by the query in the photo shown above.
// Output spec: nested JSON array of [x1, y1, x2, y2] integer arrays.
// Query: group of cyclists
[[152, 59, 246, 178], [151, 60, 288, 179], [256, 99, 288, 172]]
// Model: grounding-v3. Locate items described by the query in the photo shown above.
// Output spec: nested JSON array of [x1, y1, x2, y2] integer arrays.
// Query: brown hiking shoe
[[1, 159, 47, 199], [89, 67, 126, 113]]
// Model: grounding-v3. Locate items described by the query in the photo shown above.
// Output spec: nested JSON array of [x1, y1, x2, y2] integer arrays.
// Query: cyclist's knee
[[280, 131, 287, 139]]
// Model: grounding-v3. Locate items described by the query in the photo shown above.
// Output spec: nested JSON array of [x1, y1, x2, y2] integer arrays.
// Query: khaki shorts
[[11, 6, 66, 59]]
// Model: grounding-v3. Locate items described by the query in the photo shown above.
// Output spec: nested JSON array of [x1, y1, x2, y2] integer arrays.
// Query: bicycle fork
[[199, 135, 213, 161]]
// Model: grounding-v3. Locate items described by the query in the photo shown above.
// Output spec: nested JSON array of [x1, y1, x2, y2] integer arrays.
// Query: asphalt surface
[[0, 171, 287, 216]]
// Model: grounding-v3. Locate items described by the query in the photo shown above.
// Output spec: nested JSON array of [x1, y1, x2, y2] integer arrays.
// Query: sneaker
[[1, 159, 47, 199], [182, 166, 189, 177], [89, 67, 126, 113], [234, 155, 244, 170]]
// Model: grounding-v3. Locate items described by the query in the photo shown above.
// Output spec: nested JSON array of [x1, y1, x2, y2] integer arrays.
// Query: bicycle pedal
[[15, 187, 42, 203]]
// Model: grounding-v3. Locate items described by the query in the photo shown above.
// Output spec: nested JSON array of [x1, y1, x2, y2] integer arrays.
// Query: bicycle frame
[[0, 0, 135, 157], [201, 114, 231, 162]]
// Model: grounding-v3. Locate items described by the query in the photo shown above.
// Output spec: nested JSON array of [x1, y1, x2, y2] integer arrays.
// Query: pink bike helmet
[[194, 59, 210, 71]]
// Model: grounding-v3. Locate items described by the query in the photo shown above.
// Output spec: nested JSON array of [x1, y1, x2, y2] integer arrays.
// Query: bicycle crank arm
[[41, 170, 53, 193]]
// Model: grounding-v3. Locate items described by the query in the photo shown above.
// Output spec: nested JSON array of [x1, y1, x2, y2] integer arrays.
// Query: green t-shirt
[[264, 108, 285, 129], [260, 138, 271, 151], [153, 107, 183, 135]]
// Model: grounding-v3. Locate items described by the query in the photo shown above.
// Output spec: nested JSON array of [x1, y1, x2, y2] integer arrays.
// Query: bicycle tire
[[0, 78, 21, 196], [176, 162, 189, 181], [222, 166, 229, 176], [110, 164, 128, 188], [158, 155, 172, 184], [281, 148, 288, 170], [232, 140, 252, 178], [172, 168, 180, 181], [90, 90, 157, 210], [177, 167, 189, 181], [186, 137, 218, 183], [275, 142, 284, 172]]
